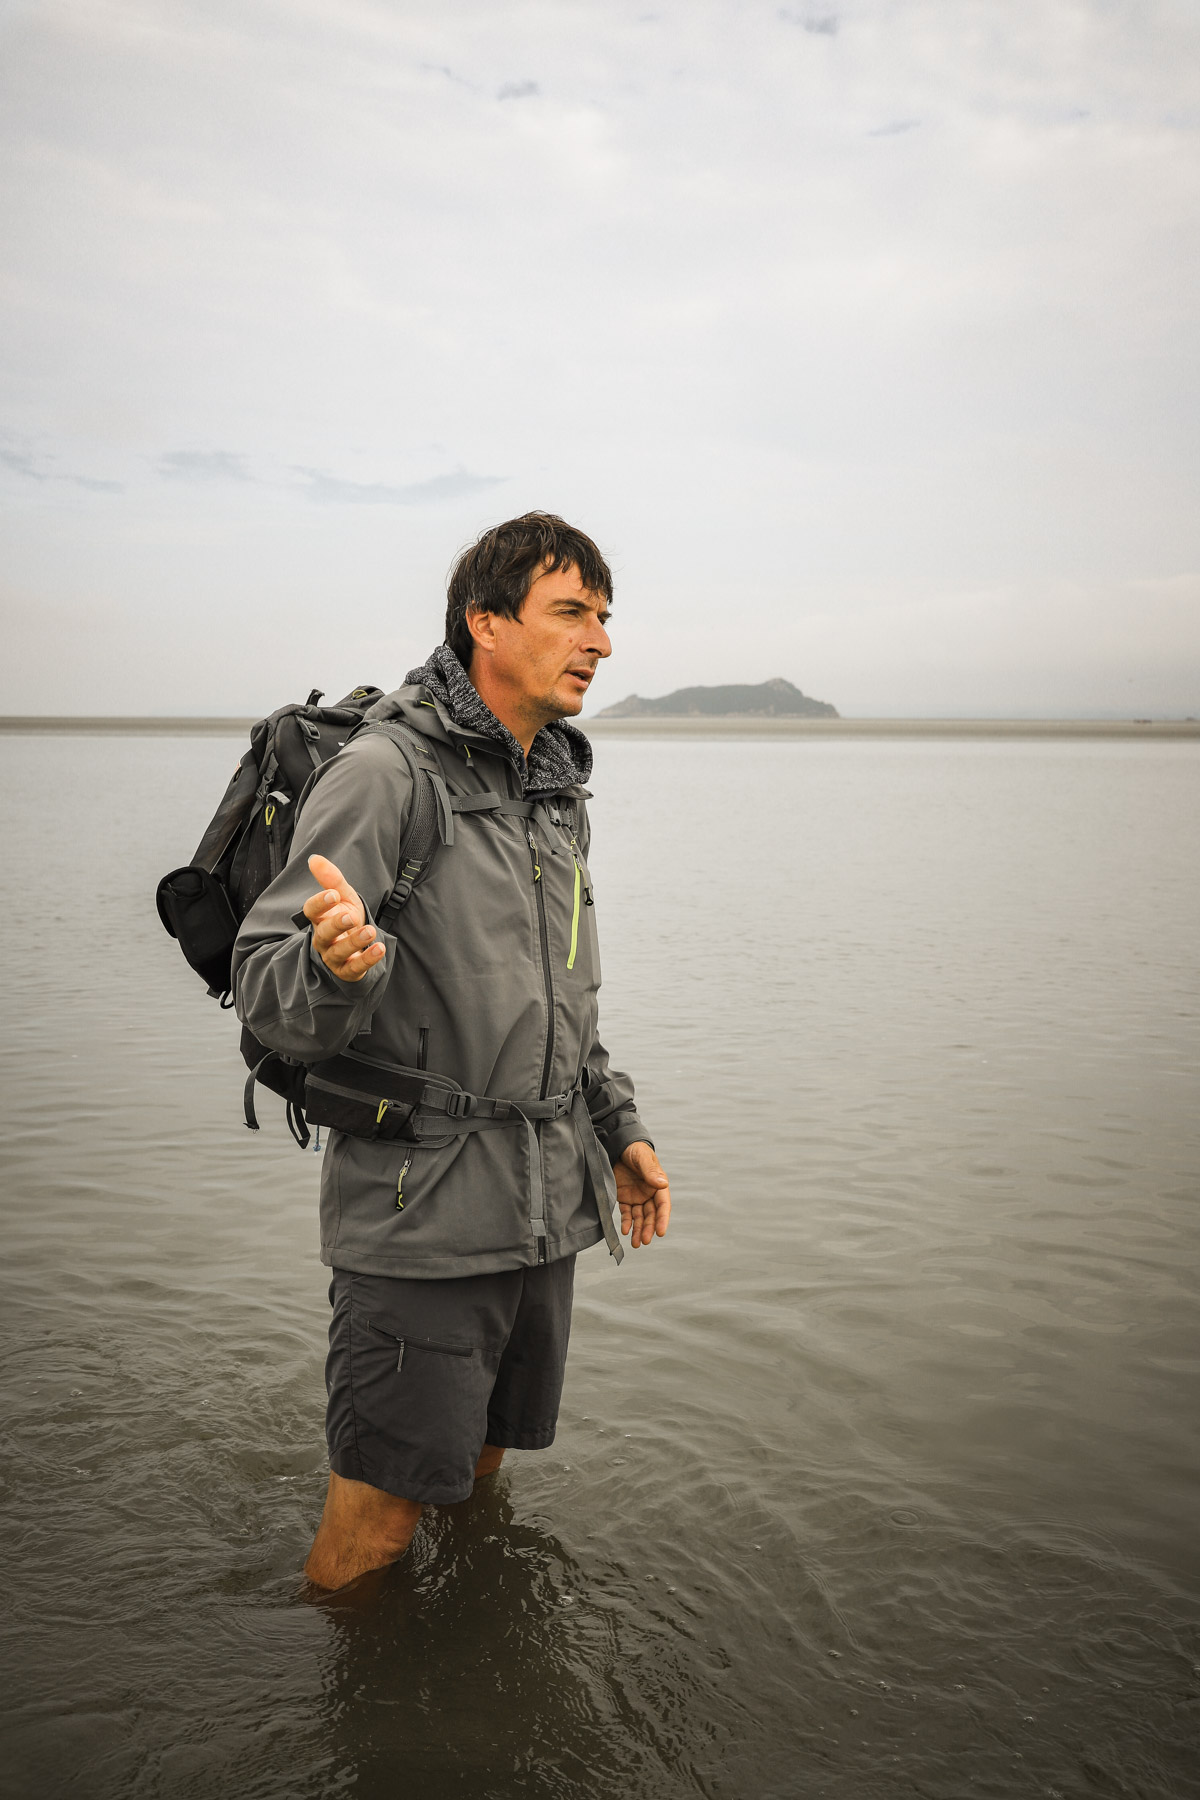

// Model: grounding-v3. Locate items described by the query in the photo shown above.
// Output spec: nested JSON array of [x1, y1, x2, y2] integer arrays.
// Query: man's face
[[470, 561, 612, 721]]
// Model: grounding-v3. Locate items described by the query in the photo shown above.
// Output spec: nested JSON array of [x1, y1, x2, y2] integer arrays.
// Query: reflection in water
[[314, 1483, 706, 1799], [312, 1467, 1200, 1800]]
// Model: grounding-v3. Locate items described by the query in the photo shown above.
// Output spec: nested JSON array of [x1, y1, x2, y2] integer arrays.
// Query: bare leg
[[303, 1470, 423, 1591], [305, 1449, 507, 1589]]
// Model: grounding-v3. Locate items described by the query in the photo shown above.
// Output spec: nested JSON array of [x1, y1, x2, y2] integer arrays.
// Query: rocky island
[[595, 676, 839, 719]]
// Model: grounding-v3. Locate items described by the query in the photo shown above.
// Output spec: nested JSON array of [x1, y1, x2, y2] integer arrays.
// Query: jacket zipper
[[396, 1154, 412, 1210], [527, 828, 556, 1098], [527, 824, 555, 1264]]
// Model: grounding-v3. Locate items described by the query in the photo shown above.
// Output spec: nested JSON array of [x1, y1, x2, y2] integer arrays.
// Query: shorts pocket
[[344, 1297, 487, 1501], [363, 1317, 474, 1372]]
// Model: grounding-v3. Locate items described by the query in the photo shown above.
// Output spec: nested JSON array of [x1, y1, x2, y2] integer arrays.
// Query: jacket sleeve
[[232, 734, 414, 1062], [584, 1033, 653, 1165], [573, 791, 653, 1163]]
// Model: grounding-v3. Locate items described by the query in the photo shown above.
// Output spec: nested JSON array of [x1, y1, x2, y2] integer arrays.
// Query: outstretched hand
[[615, 1143, 671, 1249], [303, 854, 386, 982]]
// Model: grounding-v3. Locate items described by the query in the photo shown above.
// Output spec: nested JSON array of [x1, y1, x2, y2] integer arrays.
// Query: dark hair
[[445, 512, 613, 665]]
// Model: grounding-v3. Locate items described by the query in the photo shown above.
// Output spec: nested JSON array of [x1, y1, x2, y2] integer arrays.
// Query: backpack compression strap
[[352, 722, 577, 929]]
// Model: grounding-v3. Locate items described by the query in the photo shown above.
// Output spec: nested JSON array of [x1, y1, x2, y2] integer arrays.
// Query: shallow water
[[1, 731, 1198, 1799]]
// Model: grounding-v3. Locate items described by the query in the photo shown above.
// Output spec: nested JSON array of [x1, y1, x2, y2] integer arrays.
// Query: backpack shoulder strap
[[351, 720, 454, 930]]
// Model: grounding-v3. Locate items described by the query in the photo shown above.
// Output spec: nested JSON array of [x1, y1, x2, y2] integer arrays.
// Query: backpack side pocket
[[155, 866, 240, 998]]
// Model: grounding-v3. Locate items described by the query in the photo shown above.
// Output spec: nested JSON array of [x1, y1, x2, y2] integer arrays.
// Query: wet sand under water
[[1, 731, 1197, 1799]]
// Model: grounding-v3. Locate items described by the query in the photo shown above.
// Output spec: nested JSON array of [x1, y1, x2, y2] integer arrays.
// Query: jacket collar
[[396, 644, 593, 795]]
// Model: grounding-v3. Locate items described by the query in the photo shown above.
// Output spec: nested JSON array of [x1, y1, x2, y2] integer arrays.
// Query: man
[[233, 512, 671, 1591]]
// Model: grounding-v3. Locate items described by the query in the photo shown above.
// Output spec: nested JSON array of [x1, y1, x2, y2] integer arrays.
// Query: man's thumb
[[308, 853, 355, 901], [628, 1142, 668, 1185]]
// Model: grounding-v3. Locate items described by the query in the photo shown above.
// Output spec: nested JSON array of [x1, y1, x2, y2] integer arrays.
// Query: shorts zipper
[[366, 1320, 474, 1370]]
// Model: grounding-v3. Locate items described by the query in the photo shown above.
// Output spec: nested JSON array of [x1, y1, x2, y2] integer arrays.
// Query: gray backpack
[[156, 693, 450, 1146]]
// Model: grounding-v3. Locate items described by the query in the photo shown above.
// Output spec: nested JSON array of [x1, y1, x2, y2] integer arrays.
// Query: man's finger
[[325, 941, 386, 982], [322, 925, 378, 966], [312, 919, 360, 956], [314, 911, 369, 951], [302, 887, 342, 924]]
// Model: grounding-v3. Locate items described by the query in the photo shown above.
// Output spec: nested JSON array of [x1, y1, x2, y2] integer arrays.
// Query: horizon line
[[1, 713, 1197, 737]]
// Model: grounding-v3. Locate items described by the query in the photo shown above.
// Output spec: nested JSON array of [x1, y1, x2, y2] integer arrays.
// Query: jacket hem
[[322, 1219, 606, 1280]]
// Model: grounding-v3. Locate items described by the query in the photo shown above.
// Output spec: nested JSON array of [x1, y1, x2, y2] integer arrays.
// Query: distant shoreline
[[2, 715, 1198, 739]]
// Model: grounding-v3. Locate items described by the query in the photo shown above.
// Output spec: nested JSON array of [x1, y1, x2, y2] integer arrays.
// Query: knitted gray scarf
[[405, 644, 593, 795]]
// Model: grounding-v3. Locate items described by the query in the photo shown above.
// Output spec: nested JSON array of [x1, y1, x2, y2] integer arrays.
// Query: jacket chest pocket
[[538, 814, 595, 974], [563, 840, 597, 976]]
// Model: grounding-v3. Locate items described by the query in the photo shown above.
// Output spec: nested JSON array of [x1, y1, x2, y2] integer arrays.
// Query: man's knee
[[304, 1471, 423, 1589], [323, 1470, 422, 1559], [331, 1468, 421, 1533]]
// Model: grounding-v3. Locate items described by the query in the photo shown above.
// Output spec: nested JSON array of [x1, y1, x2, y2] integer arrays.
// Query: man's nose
[[585, 620, 612, 660]]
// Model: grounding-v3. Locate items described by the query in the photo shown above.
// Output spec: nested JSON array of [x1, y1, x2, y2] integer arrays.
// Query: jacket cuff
[[598, 1119, 654, 1167]]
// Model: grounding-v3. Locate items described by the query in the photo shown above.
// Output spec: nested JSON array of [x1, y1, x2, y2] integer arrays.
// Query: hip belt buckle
[[445, 1090, 477, 1119]]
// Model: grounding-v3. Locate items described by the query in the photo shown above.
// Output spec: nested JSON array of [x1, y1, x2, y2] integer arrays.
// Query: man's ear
[[466, 606, 496, 655]]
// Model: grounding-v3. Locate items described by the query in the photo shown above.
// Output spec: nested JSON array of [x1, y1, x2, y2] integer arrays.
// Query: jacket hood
[[403, 644, 593, 794]]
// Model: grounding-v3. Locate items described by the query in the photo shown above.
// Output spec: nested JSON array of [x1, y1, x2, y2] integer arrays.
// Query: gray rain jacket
[[232, 673, 650, 1279]]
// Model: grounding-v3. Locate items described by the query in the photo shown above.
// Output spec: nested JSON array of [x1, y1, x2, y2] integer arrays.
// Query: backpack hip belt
[[252, 1048, 623, 1262]]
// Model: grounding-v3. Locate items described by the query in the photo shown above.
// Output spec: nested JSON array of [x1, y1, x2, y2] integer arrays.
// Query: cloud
[[292, 467, 506, 506], [1, 447, 122, 491], [868, 118, 921, 135], [156, 451, 252, 481], [497, 80, 539, 100], [422, 62, 476, 90], [0, 449, 47, 481], [779, 10, 839, 32]]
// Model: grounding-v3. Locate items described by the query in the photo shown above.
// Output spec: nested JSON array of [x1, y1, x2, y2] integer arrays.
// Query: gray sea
[[1, 729, 1198, 1800]]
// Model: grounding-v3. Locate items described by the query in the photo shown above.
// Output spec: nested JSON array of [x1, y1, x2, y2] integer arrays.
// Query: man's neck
[[467, 660, 545, 756]]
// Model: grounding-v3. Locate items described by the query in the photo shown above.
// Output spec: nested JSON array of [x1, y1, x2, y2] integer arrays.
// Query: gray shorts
[[324, 1256, 576, 1506]]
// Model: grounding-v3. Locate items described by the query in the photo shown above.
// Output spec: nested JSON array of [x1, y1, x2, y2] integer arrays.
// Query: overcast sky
[[2, 0, 1198, 717]]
